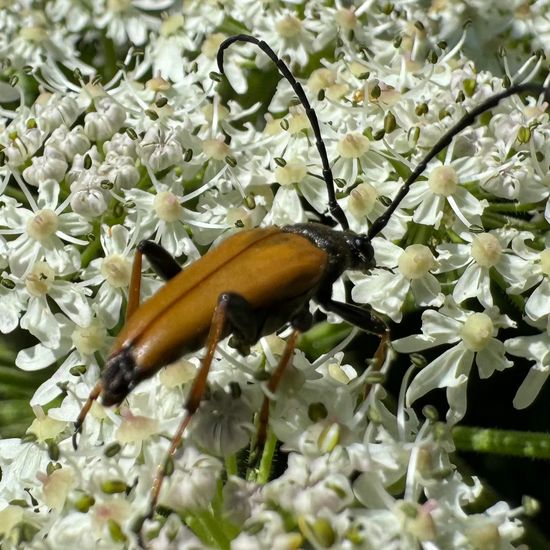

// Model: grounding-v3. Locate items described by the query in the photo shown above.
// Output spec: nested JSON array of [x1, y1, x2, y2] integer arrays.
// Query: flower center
[[202, 138, 229, 161], [26, 261, 55, 296], [471, 233, 502, 267], [398, 245, 436, 279], [154, 191, 182, 222], [335, 8, 357, 29], [460, 312, 493, 351], [275, 160, 307, 186], [349, 183, 378, 217], [26, 209, 59, 242], [337, 133, 370, 158], [101, 254, 132, 288], [72, 322, 105, 356], [428, 166, 458, 196], [275, 15, 302, 38], [288, 109, 309, 134]]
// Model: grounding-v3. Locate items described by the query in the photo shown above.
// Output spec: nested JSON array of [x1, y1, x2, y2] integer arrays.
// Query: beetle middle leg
[[317, 294, 390, 378]]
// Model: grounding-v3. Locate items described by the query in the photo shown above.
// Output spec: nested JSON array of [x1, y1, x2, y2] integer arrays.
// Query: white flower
[[352, 238, 443, 322], [138, 125, 184, 171], [47, 125, 92, 162], [160, 446, 223, 511], [393, 299, 515, 424], [35, 94, 81, 133], [399, 157, 488, 230], [5, 259, 92, 348], [22, 146, 68, 186], [70, 170, 111, 218], [0, 178, 89, 277], [16, 315, 109, 410], [82, 224, 160, 329], [436, 228, 532, 308], [123, 186, 201, 259]]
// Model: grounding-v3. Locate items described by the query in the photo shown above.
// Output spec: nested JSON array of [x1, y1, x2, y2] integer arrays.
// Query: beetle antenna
[[366, 82, 550, 240], [217, 34, 350, 230]]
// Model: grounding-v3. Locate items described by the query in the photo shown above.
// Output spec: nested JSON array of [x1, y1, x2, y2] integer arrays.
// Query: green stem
[[194, 509, 230, 550], [257, 431, 277, 485], [79, 222, 102, 268], [101, 36, 117, 82], [483, 211, 548, 231], [298, 321, 352, 359], [185, 514, 215, 547], [486, 201, 543, 214], [453, 426, 550, 459], [224, 454, 238, 478]]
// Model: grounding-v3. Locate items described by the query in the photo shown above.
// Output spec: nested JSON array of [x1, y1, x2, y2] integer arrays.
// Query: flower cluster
[[0, 0, 548, 548]]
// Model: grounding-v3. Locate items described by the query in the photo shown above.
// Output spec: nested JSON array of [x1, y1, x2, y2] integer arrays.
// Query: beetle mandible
[[73, 33, 550, 517]]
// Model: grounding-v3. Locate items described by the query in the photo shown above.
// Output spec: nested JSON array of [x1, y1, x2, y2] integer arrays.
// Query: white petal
[[8, 236, 40, 278], [525, 280, 550, 321], [412, 193, 444, 228], [49, 283, 93, 327], [513, 365, 550, 409], [95, 283, 124, 329], [505, 333, 550, 362], [435, 243, 472, 272], [16, 342, 64, 371], [30, 352, 81, 406], [20, 298, 60, 347], [37, 179, 60, 209], [476, 339, 513, 379], [351, 270, 408, 322], [406, 344, 472, 405], [453, 263, 484, 304], [410, 274, 443, 307]]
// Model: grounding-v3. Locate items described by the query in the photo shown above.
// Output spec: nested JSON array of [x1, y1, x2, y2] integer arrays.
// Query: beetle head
[[100, 348, 137, 406], [345, 233, 375, 273]]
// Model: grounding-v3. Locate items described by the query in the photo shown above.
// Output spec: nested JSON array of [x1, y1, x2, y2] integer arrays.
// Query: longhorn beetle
[[73, 34, 550, 519]]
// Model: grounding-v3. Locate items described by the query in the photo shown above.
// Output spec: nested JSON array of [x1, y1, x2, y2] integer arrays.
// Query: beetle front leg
[[127, 240, 183, 320], [317, 296, 390, 374]]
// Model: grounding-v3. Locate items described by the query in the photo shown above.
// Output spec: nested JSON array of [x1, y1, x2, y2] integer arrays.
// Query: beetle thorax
[[282, 223, 375, 275]]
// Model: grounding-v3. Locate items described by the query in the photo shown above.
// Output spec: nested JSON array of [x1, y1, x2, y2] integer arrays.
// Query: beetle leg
[[252, 328, 301, 465], [72, 380, 103, 450], [127, 240, 183, 320], [222, 292, 266, 354], [136, 240, 182, 281], [148, 291, 260, 517], [317, 297, 390, 373]]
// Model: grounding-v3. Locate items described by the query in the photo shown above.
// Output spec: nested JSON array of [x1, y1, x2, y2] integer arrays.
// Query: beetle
[[73, 33, 550, 518]]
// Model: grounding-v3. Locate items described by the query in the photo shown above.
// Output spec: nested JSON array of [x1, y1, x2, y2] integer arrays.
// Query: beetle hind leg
[[145, 292, 264, 521], [72, 381, 103, 449]]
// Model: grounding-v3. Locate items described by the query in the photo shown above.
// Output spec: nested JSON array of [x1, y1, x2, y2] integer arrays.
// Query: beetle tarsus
[[72, 422, 81, 450]]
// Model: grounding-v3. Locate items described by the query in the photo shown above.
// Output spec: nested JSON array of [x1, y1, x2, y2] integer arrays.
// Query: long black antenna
[[366, 81, 550, 239], [218, 35, 550, 238], [217, 34, 350, 230]]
